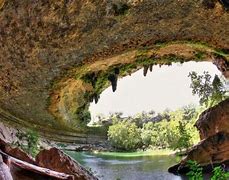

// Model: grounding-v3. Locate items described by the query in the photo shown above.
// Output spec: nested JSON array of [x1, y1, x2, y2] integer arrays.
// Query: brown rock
[[169, 132, 229, 174], [5, 147, 36, 165], [0, 137, 36, 165], [195, 98, 229, 140], [36, 148, 98, 180], [169, 99, 229, 174], [213, 55, 229, 78]]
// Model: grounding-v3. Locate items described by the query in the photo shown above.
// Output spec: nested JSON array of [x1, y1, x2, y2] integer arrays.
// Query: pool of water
[[66, 151, 183, 180]]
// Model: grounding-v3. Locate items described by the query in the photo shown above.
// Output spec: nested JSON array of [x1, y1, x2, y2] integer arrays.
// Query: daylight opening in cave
[[89, 61, 224, 124]]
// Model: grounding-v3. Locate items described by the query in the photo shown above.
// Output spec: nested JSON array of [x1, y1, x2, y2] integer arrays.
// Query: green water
[[67, 151, 183, 180]]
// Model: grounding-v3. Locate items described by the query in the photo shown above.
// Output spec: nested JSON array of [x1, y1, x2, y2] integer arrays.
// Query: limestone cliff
[[195, 98, 229, 140]]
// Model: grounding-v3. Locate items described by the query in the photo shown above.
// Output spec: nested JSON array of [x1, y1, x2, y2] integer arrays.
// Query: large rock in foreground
[[0, 138, 36, 165], [169, 132, 229, 174], [169, 98, 229, 174], [0, 137, 95, 179], [195, 98, 229, 140], [36, 147, 98, 180]]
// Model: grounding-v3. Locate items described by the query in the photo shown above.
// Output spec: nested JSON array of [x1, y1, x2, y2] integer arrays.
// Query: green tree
[[182, 104, 198, 121], [108, 121, 141, 151], [174, 121, 191, 152], [150, 120, 169, 148], [141, 122, 154, 147], [210, 75, 227, 107], [189, 71, 227, 108]]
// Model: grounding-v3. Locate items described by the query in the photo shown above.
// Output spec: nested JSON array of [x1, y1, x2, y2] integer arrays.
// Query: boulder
[[0, 137, 36, 165], [169, 132, 229, 174], [169, 99, 229, 174], [4, 146, 36, 165], [36, 148, 98, 180], [195, 98, 229, 140]]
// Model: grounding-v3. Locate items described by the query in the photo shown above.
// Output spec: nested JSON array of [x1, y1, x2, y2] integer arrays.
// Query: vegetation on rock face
[[186, 160, 203, 180], [186, 160, 229, 180], [80, 53, 189, 109], [13, 130, 40, 157], [77, 41, 229, 129], [211, 166, 229, 180]]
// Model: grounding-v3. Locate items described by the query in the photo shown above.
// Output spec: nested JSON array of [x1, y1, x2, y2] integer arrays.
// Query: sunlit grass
[[94, 149, 175, 157]]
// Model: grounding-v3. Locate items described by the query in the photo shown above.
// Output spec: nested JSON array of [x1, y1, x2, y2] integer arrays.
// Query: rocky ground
[[0, 136, 98, 180]]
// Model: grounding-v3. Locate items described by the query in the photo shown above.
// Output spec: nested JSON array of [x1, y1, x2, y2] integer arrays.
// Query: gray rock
[[0, 155, 13, 180]]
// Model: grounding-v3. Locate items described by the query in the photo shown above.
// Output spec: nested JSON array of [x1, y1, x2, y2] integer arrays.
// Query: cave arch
[[48, 41, 229, 141], [0, 0, 229, 143]]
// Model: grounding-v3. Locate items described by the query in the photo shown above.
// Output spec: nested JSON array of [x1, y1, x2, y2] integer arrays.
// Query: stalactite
[[143, 65, 149, 76], [91, 72, 97, 88], [89, 95, 94, 103], [166, 62, 172, 66], [114, 67, 120, 75], [94, 93, 100, 104], [149, 64, 153, 72], [108, 74, 118, 92]]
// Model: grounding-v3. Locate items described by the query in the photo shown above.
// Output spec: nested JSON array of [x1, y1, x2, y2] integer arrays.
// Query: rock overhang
[[0, 0, 229, 142]]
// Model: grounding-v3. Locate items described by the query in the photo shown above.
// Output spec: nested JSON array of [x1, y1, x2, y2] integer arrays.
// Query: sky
[[89, 62, 221, 121]]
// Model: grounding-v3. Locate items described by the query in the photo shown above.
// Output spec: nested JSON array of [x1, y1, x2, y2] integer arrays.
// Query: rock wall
[[169, 98, 229, 174], [0, 122, 18, 143], [195, 98, 229, 140]]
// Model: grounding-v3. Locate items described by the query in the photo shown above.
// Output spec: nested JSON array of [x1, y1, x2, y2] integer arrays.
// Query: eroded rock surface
[[195, 98, 229, 140], [169, 132, 229, 174], [0, 138, 96, 179], [0, 122, 19, 143], [36, 147, 98, 180], [0, 137, 36, 164], [169, 98, 229, 174]]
